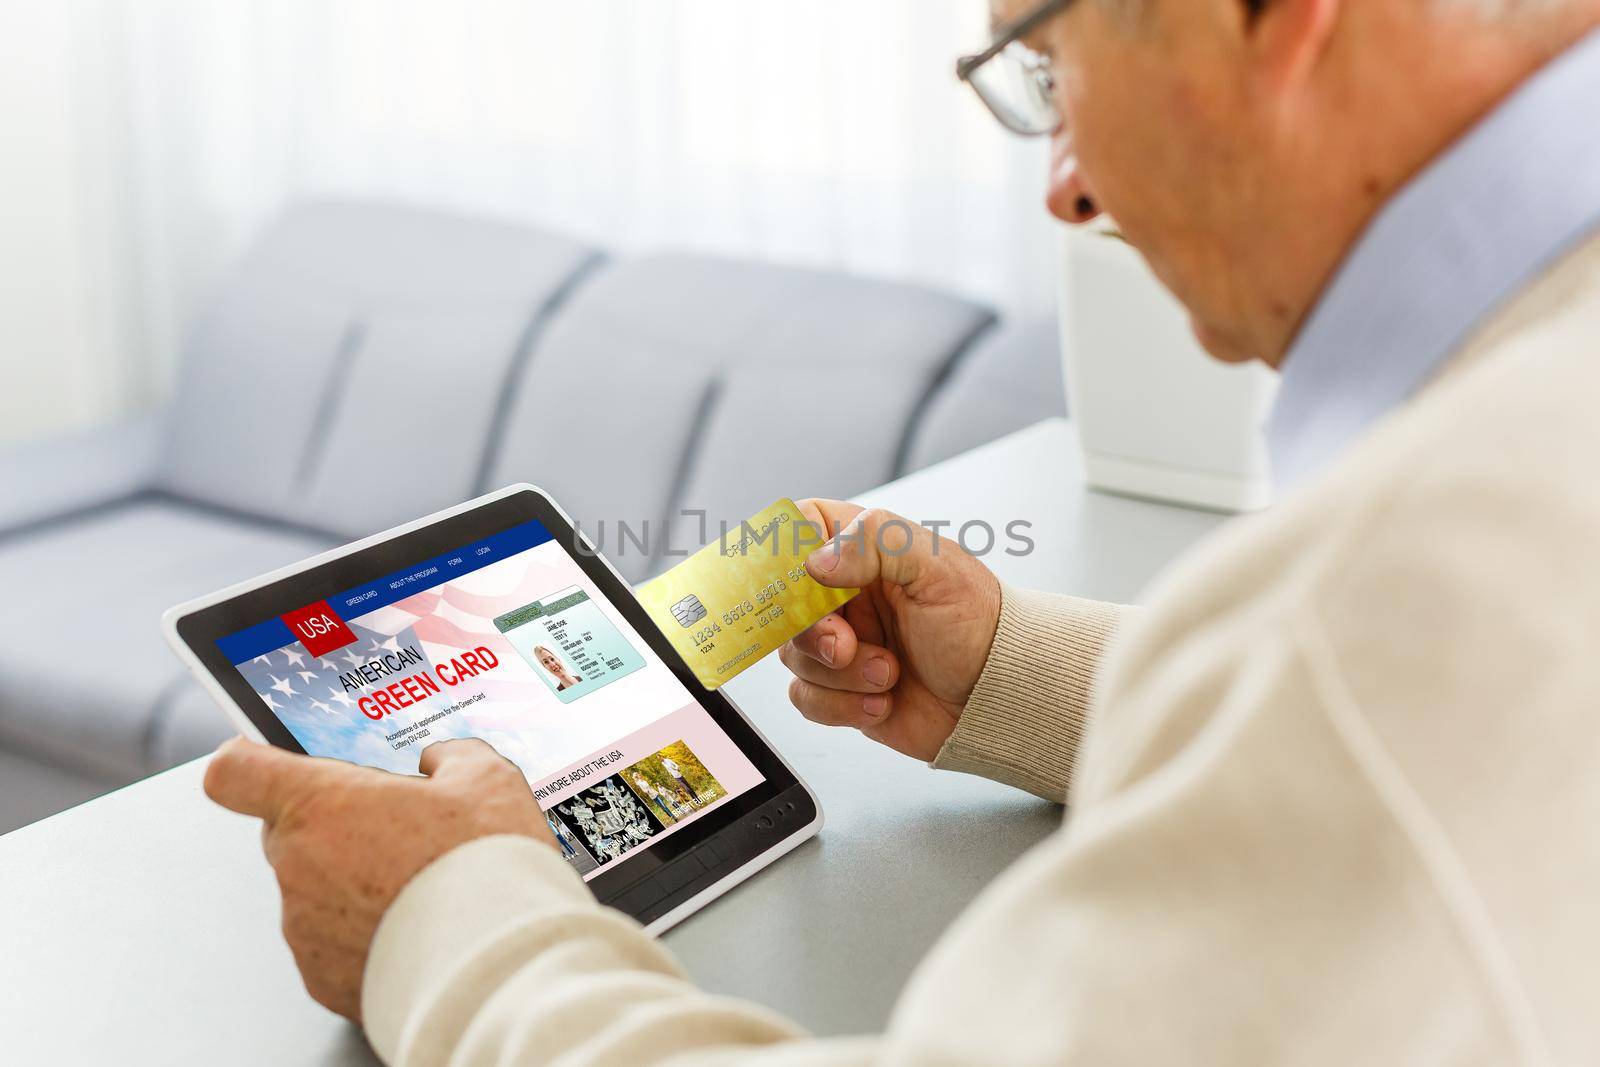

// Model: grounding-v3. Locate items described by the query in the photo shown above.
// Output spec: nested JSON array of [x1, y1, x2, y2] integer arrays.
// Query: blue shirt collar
[[1266, 26, 1600, 492]]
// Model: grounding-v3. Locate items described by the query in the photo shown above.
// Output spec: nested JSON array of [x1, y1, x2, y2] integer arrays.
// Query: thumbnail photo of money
[[546, 740, 729, 873], [550, 776, 665, 867], [544, 811, 599, 876]]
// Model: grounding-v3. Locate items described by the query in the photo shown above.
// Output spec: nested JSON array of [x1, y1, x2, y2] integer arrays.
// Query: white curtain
[[10, 1, 1059, 433]]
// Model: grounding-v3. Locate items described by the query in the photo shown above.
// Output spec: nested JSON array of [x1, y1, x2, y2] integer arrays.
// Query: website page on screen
[[216, 520, 765, 881]]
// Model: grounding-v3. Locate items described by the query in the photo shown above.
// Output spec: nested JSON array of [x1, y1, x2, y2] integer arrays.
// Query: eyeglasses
[[956, 0, 1076, 137]]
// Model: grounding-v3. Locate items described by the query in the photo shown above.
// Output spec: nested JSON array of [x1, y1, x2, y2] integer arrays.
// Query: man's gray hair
[[1099, 0, 1569, 16]]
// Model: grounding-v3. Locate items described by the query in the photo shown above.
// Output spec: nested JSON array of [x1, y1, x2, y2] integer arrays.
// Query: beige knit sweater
[[361, 234, 1600, 1066]]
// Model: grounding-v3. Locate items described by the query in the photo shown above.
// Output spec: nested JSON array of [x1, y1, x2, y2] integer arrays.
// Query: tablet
[[163, 485, 821, 932]]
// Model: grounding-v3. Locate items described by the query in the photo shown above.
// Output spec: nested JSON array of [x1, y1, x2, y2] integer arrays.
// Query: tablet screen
[[214, 519, 765, 880]]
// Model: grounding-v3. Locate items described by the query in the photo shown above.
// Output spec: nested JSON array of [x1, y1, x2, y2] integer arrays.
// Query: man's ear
[[1245, 0, 1341, 92]]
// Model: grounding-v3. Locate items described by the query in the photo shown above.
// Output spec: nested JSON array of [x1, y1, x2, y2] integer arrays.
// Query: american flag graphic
[[231, 550, 668, 781]]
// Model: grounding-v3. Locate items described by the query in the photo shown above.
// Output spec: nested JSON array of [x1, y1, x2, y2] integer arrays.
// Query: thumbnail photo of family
[[624, 741, 726, 825], [548, 741, 728, 871]]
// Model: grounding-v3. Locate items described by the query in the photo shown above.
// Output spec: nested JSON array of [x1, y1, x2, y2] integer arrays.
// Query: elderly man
[[205, 0, 1600, 1062]]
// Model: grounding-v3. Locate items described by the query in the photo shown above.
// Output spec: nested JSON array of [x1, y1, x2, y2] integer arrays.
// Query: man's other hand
[[203, 737, 553, 1020], [780, 499, 1002, 762]]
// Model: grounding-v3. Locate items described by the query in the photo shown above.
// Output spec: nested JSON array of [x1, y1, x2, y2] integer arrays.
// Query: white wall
[[0, 1, 1056, 449], [0, 2, 142, 446]]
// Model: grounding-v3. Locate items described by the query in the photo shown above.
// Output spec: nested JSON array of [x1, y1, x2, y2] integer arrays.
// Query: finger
[[788, 677, 892, 730], [793, 499, 865, 555], [786, 612, 860, 669], [806, 507, 937, 592], [843, 587, 889, 649], [780, 640, 900, 694], [416, 737, 502, 778], [792, 499, 830, 555], [204, 737, 330, 821]]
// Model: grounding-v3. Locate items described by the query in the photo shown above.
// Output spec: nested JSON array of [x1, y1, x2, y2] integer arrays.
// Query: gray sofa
[[0, 200, 1064, 833]]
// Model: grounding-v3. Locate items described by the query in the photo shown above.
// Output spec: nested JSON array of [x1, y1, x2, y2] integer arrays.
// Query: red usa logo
[[280, 600, 357, 658]]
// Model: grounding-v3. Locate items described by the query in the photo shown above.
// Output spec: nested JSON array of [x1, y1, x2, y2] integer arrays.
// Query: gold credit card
[[636, 499, 859, 689]]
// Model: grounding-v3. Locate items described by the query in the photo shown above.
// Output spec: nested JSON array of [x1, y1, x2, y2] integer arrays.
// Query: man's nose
[[1046, 130, 1100, 225]]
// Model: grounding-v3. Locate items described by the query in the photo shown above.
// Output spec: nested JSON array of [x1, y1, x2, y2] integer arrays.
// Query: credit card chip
[[670, 594, 708, 628]]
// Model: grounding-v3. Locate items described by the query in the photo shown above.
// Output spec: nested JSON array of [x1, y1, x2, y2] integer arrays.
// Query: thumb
[[805, 508, 935, 591], [204, 737, 328, 822]]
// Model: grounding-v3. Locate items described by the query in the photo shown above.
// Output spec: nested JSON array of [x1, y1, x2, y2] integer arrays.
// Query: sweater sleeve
[[359, 600, 1516, 1067], [931, 584, 1134, 803], [362, 835, 871, 1067]]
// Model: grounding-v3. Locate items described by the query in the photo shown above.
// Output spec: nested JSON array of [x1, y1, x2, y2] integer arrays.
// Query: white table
[[0, 420, 1227, 1064]]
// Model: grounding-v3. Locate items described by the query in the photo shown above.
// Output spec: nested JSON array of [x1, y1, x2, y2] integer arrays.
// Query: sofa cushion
[[486, 254, 996, 580], [157, 284, 357, 518], [0, 499, 330, 779], [157, 201, 599, 526], [281, 304, 548, 540], [0, 415, 165, 540], [903, 317, 1067, 472]]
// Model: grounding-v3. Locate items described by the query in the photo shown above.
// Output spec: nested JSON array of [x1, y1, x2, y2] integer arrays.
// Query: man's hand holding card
[[639, 498, 1003, 762]]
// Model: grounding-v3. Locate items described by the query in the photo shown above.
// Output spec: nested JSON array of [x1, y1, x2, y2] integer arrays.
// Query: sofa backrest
[[157, 201, 600, 535], [156, 201, 999, 581], [484, 254, 995, 580]]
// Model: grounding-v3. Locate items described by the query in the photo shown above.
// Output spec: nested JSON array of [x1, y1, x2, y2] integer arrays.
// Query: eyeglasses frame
[[955, 0, 1078, 136]]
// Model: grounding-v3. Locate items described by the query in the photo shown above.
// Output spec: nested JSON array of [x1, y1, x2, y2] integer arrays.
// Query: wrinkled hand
[[780, 499, 1001, 761], [203, 736, 553, 1020]]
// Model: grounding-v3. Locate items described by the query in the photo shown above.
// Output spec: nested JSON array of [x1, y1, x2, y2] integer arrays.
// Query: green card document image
[[494, 586, 644, 703]]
